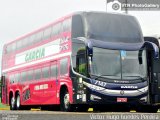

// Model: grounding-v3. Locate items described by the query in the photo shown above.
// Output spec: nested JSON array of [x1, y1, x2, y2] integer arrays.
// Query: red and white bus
[[1, 13, 72, 111], [1, 11, 160, 112]]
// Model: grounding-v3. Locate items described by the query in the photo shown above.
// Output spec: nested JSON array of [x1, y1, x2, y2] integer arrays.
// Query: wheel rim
[[16, 95, 20, 108], [11, 97, 15, 109], [64, 93, 69, 109]]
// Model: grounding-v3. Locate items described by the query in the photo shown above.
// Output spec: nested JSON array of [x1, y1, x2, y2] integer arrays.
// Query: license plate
[[117, 98, 127, 102]]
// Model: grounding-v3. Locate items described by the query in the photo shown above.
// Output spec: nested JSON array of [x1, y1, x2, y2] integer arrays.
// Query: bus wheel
[[10, 96, 16, 110], [60, 90, 71, 112], [15, 94, 21, 110]]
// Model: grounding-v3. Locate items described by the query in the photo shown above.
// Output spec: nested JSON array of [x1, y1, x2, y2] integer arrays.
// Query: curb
[[0, 108, 9, 110]]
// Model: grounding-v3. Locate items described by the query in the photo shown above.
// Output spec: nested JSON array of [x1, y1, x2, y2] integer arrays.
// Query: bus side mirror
[[87, 47, 93, 57], [139, 42, 159, 64], [138, 50, 143, 64], [144, 41, 159, 59]]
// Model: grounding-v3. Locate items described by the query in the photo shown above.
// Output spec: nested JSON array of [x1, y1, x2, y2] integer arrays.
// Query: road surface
[[0, 110, 160, 120]]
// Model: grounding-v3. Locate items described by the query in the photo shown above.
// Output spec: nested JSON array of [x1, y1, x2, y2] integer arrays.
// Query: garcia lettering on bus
[[25, 47, 45, 62]]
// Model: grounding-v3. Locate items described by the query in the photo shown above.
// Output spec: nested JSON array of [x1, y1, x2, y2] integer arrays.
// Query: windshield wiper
[[91, 74, 113, 80], [123, 76, 146, 82]]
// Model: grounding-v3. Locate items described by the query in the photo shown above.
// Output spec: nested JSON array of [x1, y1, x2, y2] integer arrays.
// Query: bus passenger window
[[21, 72, 26, 82], [21, 38, 28, 49], [35, 31, 43, 43], [51, 23, 61, 36], [35, 69, 41, 80], [9, 75, 14, 84], [42, 67, 50, 79], [51, 65, 57, 78], [28, 35, 35, 46], [6, 44, 12, 54], [15, 73, 20, 83], [16, 40, 22, 51], [28, 70, 33, 81], [60, 58, 68, 75], [43, 27, 52, 40], [63, 19, 71, 32], [11, 43, 16, 53]]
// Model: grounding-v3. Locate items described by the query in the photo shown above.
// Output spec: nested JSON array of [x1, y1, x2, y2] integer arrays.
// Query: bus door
[[150, 56, 160, 104], [76, 49, 88, 103], [1, 75, 8, 104], [49, 61, 58, 103], [76, 49, 87, 75]]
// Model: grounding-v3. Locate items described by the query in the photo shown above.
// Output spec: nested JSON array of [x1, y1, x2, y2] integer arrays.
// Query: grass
[[0, 98, 9, 110]]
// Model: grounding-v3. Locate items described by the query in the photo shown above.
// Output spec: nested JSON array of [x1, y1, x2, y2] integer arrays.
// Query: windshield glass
[[84, 12, 143, 43], [90, 47, 147, 80]]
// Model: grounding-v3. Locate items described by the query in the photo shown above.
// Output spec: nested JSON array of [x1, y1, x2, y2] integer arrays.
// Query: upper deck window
[[63, 18, 71, 32], [21, 38, 28, 49], [28, 35, 35, 45], [43, 27, 52, 40], [4, 17, 68, 55], [35, 31, 43, 43], [51, 23, 61, 37], [6, 43, 16, 54], [16, 40, 22, 51]]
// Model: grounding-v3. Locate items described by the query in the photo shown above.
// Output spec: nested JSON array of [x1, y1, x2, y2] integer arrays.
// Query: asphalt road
[[0, 110, 160, 120]]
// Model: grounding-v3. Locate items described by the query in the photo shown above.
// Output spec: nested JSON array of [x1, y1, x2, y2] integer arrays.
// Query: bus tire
[[15, 94, 21, 110], [15, 93, 30, 110], [60, 90, 71, 112], [10, 96, 16, 110]]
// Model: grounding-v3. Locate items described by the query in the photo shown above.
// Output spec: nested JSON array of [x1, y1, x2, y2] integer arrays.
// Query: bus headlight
[[140, 96, 147, 102], [79, 77, 82, 83], [82, 94, 86, 102], [90, 94, 101, 101]]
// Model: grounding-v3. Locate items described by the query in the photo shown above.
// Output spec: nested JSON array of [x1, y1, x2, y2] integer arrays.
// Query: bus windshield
[[90, 47, 147, 80], [84, 12, 143, 43]]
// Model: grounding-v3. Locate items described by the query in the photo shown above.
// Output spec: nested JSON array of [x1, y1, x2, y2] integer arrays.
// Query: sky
[[0, 0, 160, 73]]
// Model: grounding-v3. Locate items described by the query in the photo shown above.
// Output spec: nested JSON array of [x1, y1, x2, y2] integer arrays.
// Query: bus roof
[[4, 13, 73, 46], [4, 11, 142, 46], [77, 11, 143, 44]]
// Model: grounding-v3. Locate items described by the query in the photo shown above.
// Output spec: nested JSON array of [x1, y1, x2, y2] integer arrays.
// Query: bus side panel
[[57, 57, 73, 105], [145, 37, 160, 104], [151, 58, 160, 104], [56, 77, 73, 105]]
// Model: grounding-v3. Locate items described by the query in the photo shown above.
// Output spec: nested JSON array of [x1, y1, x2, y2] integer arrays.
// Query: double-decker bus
[[1, 11, 160, 112]]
